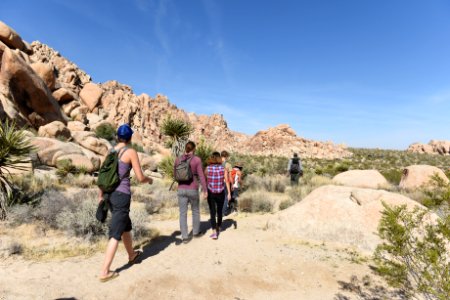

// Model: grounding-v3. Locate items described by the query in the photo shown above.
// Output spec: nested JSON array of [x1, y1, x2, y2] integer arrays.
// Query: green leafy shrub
[[421, 174, 450, 209], [130, 143, 145, 153], [195, 137, 214, 168], [381, 169, 403, 185], [95, 123, 116, 141], [159, 156, 175, 180], [374, 203, 450, 300]]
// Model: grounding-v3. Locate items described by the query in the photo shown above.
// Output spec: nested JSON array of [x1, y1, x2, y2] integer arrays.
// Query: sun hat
[[117, 124, 134, 140]]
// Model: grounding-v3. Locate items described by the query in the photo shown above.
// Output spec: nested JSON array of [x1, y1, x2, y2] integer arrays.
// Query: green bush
[[130, 143, 145, 153], [159, 156, 175, 180], [381, 169, 403, 185], [374, 203, 450, 299], [95, 123, 116, 141], [279, 199, 294, 210], [421, 174, 450, 209], [195, 137, 214, 168]]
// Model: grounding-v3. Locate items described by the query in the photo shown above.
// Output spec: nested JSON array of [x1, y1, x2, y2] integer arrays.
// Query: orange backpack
[[229, 169, 239, 184]]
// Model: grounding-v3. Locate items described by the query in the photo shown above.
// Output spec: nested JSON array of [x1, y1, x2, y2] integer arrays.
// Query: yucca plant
[[0, 120, 35, 219], [161, 115, 193, 157]]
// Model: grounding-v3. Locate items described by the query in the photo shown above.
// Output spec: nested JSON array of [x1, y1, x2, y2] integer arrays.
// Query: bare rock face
[[407, 140, 450, 155], [67, 120, 88, 132], [333, 170, 389, 189], [38, 121, 71, 140], [31, 137, 100, 172], [269, 185, 432, 252], [241, 124, 351, 158], [80, 83, 103, 111], [0, 47, 67, 127], [0, 21, 25, 51], [71, 131, 111, 156], [30, 62, 55, 90], [52, 87, 76, 103], [399, 165, 449, 190]]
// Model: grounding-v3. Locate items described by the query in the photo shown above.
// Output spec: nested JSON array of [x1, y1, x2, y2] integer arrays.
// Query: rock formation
[[399, 165, 449, 190], [407, 140, 450, 155], [332, 170, 389, 189], [0, 20, 352, 173]]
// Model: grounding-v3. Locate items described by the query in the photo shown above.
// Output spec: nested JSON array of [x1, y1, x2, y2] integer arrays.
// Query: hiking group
[[96, 124, 300, 282]]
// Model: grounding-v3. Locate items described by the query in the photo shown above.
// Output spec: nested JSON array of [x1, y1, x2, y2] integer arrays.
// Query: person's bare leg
[[122, 231, 136, 260], [100, 238, 119, 277]]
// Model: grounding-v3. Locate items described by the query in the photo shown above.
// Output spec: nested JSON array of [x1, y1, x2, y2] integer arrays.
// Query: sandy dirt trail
[[0, 213, 371, 300]]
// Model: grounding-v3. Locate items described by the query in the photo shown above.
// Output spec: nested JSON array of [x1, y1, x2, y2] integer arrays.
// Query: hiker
[[99, 124, 153, 282], [205, 152, 231, 239], [220, 150, 232, 216], [174, 141, 208, 244], [228, 162, 243, 214], [287, 153, 303, 186]]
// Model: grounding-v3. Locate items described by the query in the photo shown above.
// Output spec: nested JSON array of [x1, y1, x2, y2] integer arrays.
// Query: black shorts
[[109, 191, 132, 241]]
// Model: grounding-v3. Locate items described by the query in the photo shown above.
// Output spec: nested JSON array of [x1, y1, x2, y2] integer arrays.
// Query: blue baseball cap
[[117, 124, 133, 140]]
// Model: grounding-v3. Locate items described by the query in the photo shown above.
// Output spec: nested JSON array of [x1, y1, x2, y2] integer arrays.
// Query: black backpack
[[289, 157, 302, 175]]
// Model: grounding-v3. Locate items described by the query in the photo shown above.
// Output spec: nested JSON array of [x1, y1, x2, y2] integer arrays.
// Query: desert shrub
[[195, 137, 214, 168], [8, 241, 23, 255], [374, 203, 450, 300], [420, 174, 450, 209], [130, 205, 151, 239], [279, 199, 294, 210], [130, 143, 145, 153], [242, 174, 287, 193], [95, 123, 116, 141], [56, 159, 87, 178], [238, 191, 274, 213], [34, 189, 75, 228], [381, 169, 403, 185], [159, 156, 175, 180], [8, 204, 34, 225]]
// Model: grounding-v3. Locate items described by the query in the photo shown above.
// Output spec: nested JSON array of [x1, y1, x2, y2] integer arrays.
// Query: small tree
[[95, 123, 116, 141], [0, 120, 35, 219], [374, 202, 450, 300], [161, 115, 193, 157]]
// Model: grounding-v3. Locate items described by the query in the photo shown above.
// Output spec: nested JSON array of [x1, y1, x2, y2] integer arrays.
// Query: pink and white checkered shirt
[[206, 164, 225, 193]]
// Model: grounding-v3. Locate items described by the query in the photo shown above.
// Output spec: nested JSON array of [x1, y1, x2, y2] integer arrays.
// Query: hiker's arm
[[224, 169, 231, 200], [197, 160, 208, 193], [98, 189, 103, 202], [130, 150, 152, 184]]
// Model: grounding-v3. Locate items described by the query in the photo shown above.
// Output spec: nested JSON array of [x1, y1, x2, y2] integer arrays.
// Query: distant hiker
[[220, 150, 232, 216], [205, 152, 231, 239], [174, 141, 208, 244], [228, 162, 243, 214], [287, 153, 303, 186], [99, 124, 153, 282]]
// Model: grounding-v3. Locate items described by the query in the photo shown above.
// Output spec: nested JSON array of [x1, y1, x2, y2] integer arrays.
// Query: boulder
[[71, 131, 111, 156], [269, 185, 432, 252], [429, 140, 450, 155], [37, 121, 71, 140], [79, 83, 102, 111], [30, 137, 100, 172], [62, 101, 80, 116], [52, 87, 76, 103], [0, 21, 25, 50], [332, 170, 389, 189], [67, 120, 88, 132], [399, 165, 449, 190], [0, 48, 66, 126], [30, 62, 55, 90], [137, 152, 158, 171], [86, 113, 102, 127]]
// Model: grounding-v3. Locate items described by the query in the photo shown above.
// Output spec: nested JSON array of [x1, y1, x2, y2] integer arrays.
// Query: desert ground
[[0, 211, 378, 300]]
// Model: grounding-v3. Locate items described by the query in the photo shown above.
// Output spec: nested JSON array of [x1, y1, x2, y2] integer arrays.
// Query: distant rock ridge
[[407, 140, 450, 156], [0, 20, 351, 162]]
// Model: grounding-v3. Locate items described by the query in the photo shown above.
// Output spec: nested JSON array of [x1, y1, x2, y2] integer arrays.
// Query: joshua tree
[[161, 115, 193, 157], [0, 120, 34, 219]]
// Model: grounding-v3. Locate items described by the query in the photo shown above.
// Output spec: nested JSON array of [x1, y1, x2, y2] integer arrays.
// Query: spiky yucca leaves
[[0, 120, 35, 219], [161, 116, 193, 157]]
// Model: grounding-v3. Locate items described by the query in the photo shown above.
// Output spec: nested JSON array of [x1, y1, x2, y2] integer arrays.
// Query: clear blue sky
[[2, 0, 450, 149]]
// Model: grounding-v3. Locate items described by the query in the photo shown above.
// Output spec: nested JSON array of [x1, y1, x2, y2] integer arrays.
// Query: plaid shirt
[[206, 164, 225, 193]]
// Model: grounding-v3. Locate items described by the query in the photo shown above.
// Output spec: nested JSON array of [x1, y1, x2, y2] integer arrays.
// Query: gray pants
[[177, 189, 200, 240]]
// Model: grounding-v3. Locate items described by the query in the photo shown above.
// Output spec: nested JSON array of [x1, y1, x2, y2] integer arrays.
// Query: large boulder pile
[[0, 20, 353, 174], [332, 170, 389, 189], [407, 140, 450, 155], [399, 165, 449, 190], [269, 185, 433, 252]]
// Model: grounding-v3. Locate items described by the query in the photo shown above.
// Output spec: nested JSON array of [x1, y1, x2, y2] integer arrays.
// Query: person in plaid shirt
[[205, 152, 231, 239]]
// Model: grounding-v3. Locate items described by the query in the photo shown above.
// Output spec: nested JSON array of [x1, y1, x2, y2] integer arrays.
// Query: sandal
[[99, 271, 119, 282], [128, 250, 142, 264]]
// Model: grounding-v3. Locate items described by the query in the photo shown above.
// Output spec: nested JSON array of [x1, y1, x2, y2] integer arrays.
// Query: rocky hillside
[[407, 140, 450, 156], [0, 20, 351, 166]]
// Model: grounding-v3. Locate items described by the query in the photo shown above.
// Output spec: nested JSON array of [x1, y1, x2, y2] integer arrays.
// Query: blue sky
[[1, 0, 450, 149]]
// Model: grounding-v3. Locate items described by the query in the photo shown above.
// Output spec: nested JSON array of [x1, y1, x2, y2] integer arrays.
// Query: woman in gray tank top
[[99, 124, 153, 282]]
